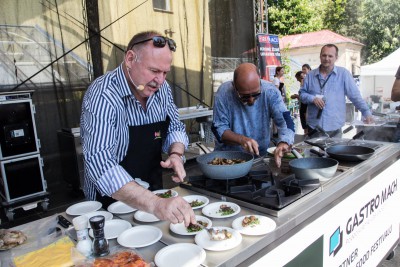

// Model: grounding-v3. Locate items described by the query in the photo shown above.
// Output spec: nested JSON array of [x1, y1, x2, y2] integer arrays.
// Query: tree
[[267, 0, 324, 35], [360, 0, 400, 64]]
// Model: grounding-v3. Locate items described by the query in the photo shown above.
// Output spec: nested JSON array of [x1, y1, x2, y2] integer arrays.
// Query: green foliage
[[360, 0, 400, 64], [267, 0, 324, 35]]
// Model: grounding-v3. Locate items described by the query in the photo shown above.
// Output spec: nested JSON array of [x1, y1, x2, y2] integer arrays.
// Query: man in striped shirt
[[80, 31, 196, 226]]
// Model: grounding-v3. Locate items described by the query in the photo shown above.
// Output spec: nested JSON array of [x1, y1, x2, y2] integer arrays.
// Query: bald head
[[233, 63, 260, 95]]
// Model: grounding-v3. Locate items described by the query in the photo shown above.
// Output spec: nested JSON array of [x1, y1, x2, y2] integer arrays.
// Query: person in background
[[299, 44, 373, 138], [80, 30, 196, 226], [391, 65, 400, 142], [273, 66, 287, 103], [291, 71, 308, 134], [302, 64, 311, 76], [212, 63, 295, 168]]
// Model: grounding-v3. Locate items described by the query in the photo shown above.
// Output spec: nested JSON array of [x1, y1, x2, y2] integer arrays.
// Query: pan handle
[[352, 130, 365, 140], [291, 149, 303, 159], [304, 140, 326, 151], [310, 149, 325, 157], [342, 125, 354, 134]]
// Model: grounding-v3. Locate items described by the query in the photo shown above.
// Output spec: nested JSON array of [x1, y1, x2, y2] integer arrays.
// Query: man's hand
[[160, 155, 186, 183], [313, 97, 325, 109], [363, 115, 374, 124], [274, 142, 291, 168], [239, 135, 260, 156], [153, 196, 197, 227]]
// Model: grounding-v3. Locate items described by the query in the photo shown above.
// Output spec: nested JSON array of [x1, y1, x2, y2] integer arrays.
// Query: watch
[[169, 152, 186, 164]]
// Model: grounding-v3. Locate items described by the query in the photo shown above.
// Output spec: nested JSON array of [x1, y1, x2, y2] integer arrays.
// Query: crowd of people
[[79, 29, 390, 226]]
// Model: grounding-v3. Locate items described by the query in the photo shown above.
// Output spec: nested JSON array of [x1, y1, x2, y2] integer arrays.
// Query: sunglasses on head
[[129, 36, 176, 52]]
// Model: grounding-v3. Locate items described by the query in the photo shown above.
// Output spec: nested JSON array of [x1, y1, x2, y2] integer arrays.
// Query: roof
[[279, 30, 364, 49]]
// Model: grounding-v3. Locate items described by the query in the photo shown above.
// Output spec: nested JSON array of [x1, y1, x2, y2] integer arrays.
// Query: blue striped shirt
[[299, 66, 372, 131], [80, 65, 189, 200], [212, 80, 295, 156]]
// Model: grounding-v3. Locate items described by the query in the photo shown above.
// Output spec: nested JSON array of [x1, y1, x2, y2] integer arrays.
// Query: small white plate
[[183, 195, 210, 209], [155, 243, 206, 267], [117, 225, 162, 248], [169, 215, 212, 236], [85, 210, 113, 223], [107, 201, 137, 214], [152, 189, 178, 198], [66, 201, 102, 216], [232, 215, 276, 236], [134, 210, 160, 222], [195, 227, 242, 251], [267, 147, 276, 155], [201, 202, 241, 219], [89, 219, 132, 239], [134, 178, 150, 189]]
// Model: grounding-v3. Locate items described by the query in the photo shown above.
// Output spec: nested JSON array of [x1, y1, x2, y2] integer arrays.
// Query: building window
[[153, 0, 171, 11]]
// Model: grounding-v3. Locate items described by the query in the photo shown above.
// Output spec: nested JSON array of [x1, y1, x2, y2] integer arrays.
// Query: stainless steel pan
[[289, 150, 338, 181], [196, 151, 254, 180]]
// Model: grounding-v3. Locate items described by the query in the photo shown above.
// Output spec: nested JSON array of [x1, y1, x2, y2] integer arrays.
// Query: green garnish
[[218, 204, 234, 215], [190, 200, 205, 207]]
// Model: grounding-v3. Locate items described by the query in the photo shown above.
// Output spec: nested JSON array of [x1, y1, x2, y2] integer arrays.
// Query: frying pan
[[196, 151, 254, 180], [289, 150, 338, 181], [305, 131, 375, 162]]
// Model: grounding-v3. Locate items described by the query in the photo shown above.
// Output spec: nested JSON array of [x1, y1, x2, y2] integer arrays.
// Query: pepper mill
[[89, 215, 109, 257]]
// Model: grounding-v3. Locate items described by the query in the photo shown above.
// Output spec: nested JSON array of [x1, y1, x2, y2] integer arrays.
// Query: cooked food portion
[[93, 251, 150, 267], [218, 204, 235, 216], [207, 228, 232, 241], [189, 199, 205, 207], [187, 223, 203, 233], [156, 190, 172, 198], [242, 215, 260, 227], [0, 229, 27, 250], [197, 220, 209, 228], [208, 157, 246, 165]]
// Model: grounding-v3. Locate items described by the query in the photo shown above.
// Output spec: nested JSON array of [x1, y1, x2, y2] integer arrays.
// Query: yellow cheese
[[14, 236, 76, 267]]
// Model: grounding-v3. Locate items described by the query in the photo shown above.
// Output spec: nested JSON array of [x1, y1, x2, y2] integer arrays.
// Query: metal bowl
[[196, 151, 254, 180]]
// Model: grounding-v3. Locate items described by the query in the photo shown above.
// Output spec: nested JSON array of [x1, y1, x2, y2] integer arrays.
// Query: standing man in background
[[300, 44, 373, 137]]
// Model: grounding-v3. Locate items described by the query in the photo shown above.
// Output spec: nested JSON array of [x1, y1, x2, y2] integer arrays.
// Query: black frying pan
[[305, 131, 375, 162]]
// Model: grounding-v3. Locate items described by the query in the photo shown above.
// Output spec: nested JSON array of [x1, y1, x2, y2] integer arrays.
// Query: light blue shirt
[[80, 65, 188, 200], [299, 66, 372, 131], [212, 80, 295, 155]]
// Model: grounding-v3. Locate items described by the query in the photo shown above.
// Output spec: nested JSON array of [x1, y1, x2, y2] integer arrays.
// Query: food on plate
[[93, 251, 150, 267], [186, 223, 203, 233], [197, 220, 209, 228], [208, 157, 246, 165], [156, 190, 172, 198], [242, 215, 260, 227], [189, 199, 205, 207], [207, 228, 232, 241], [218, 204, 235, 216], [0, 229, 27, 250]]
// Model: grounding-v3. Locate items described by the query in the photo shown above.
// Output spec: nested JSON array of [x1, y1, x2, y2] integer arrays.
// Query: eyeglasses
[[129, 36, 176, 52], [233, 82, 261, 103]]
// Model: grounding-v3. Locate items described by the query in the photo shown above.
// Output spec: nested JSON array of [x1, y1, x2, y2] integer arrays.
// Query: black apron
[[96, 119, 169, 208]]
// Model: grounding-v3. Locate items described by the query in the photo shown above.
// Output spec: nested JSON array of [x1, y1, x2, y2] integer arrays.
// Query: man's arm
[[391, 67, 400, 101]]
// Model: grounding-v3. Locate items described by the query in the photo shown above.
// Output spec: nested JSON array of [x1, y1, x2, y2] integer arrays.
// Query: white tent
[[360, 48, 400, 99]]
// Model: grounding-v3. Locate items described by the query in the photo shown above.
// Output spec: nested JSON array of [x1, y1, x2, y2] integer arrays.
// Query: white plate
[[155, 243, 206, 267], [267, 147, 276, 155], [183, 195, 209, 210], [201, 202, 241, 219], [134, 210, 160, 222], [85, 210, 113, 223], [117, 226, 162, 248], [232, 215, 276, 236], [195, 227, 242, 251], [89, 219, 132, 239], [134, 178, 150, 189], [169, 215, 212, 236], [152, 189, 178, 198], [107, 201, 137, 214], [66, 201, 102, 216]]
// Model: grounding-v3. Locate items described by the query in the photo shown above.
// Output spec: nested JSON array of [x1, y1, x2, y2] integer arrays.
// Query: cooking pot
[[289, 150, 338, 181], [196, 151, 254, 180]]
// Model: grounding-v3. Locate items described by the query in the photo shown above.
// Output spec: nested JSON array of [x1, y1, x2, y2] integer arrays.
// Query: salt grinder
[[89, 215, 109, 257]]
